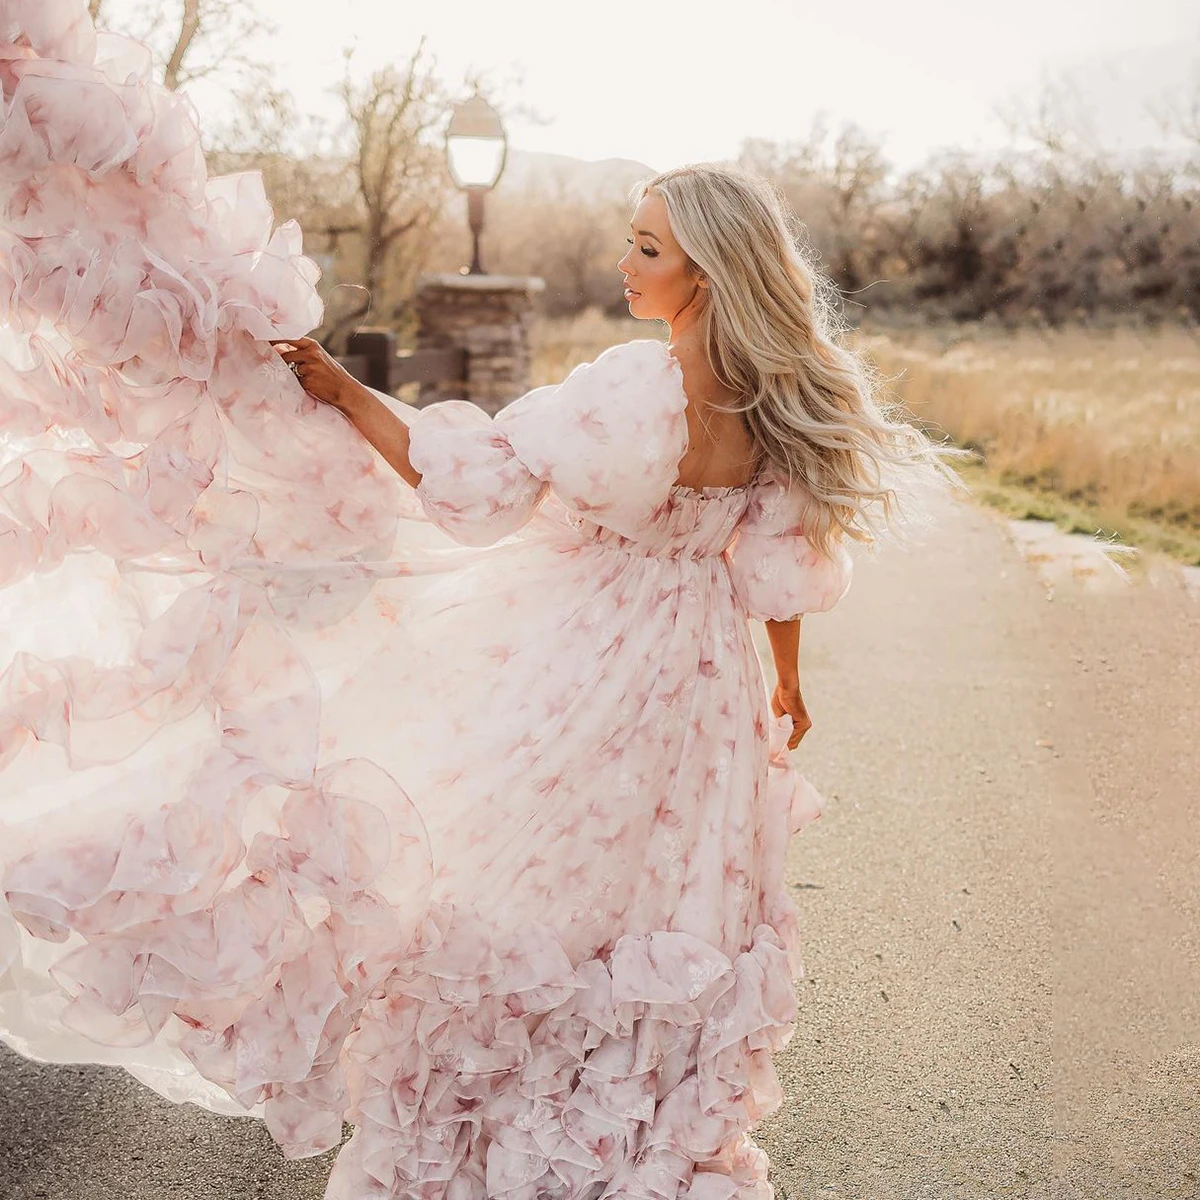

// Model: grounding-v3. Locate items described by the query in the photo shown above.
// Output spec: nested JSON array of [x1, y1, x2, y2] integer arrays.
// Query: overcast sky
[[119, 0, 1199, 173]]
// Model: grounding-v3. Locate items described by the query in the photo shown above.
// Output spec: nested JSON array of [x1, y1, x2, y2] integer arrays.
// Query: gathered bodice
[[555, 483, 755, 560]]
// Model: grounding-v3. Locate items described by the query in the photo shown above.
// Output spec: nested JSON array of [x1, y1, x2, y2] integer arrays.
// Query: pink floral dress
[[0, 9, 853, 1199], [270, 339, 852, 1200], [397, 337, 857, 932]]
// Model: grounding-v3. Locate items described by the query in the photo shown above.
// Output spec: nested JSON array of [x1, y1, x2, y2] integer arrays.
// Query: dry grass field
[[529, 309, 647, 387], [858, 320, 1200, 566], [531, 312, 1200, 566]]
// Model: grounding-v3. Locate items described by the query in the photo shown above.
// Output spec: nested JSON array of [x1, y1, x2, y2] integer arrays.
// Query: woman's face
[[616, 191, 705, 323]]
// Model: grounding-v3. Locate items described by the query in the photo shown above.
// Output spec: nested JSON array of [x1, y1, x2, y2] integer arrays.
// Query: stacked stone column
[[412, 273, 545, 416]]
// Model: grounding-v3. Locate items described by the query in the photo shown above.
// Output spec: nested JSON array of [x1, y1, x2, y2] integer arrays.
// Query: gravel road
[[3, 489, 1196, 1199]]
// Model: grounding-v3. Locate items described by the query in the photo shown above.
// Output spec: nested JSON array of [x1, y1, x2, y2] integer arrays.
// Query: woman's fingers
[[771, 680, 810, 749]]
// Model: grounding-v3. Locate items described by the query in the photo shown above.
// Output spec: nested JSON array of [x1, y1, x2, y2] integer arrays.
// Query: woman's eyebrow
[[631, 228, 662, 243]]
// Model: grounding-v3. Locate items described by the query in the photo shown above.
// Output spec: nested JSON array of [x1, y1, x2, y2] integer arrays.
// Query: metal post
[[467, 187, 486, 275]]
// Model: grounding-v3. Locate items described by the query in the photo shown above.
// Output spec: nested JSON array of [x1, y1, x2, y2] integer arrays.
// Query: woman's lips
[[624, 288, 640, 299]]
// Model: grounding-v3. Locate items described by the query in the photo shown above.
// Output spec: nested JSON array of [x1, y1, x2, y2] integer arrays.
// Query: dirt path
[[3, 489, 1196, 1199], [755, 487, 1200, 1199]]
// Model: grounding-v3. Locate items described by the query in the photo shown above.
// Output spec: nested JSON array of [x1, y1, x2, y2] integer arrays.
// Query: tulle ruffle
[[0, 0, 406, 1143], [0, 710, 817, 1200], [328, 906, 798, 1200], [0, 0, 407, 780]]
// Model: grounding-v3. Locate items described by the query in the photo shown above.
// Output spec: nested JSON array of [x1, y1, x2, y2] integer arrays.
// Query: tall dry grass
[[529, 309, 649, 387], [856, 322, 1200, 563], [530, 311, 1200, 565]]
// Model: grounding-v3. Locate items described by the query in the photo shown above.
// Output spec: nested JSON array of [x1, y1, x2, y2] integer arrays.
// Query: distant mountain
[[495, 149, 657, 200]]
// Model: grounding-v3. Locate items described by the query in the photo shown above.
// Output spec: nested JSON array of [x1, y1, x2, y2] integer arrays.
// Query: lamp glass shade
[[446, 135, 506, 190]]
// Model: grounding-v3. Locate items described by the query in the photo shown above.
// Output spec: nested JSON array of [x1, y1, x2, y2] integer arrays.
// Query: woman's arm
[[271, 337, 423, 489], [337, 379, 423, 490], [764, 617, 801, 687], [764, 617, 812, 748]]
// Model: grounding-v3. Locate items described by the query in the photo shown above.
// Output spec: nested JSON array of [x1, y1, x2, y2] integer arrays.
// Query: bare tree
[[88, 0, 273, 96], [737, 116, 890, 300], [823, 123, 890, 292], [162, 0, 201, 91], [324, 39, 454, 346], [1148, 68, 1200, 184]]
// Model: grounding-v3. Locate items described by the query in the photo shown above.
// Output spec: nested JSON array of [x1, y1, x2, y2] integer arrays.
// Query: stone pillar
[[412, 273, 545, 415]]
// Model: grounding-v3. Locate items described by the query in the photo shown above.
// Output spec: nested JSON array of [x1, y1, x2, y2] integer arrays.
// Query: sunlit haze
[[119, 0, 1198, 173]]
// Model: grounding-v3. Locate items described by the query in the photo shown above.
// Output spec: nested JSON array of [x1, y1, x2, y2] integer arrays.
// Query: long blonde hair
[[631, 163, 973, 558]]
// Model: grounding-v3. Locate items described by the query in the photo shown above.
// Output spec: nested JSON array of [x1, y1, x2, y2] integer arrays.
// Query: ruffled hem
[[0, 691, 820, 1200], [4, 854, 806, 1200], [0, 712, 819, 1199], [0, 706, 819, 1199], [327, 906, 797, 1200]]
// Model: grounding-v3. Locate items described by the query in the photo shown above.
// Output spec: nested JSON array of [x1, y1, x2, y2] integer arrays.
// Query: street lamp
[[445, 92, 508, 275]]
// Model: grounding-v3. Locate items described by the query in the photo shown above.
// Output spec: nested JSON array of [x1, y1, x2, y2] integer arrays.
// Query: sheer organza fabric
[[0, 7, 851, 1198]]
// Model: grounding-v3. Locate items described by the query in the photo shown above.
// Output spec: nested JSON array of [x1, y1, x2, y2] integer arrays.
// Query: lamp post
[[445, 92, 508, 275]]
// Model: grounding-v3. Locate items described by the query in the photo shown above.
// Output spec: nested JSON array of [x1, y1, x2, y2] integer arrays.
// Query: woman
[[0, 9, 965, 1198]]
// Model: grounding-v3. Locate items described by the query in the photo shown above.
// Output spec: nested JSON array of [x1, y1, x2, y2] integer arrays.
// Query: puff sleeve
[[725, 474, 854, 620], [406, 391, 555, 547], [406, 339, 688, 547]]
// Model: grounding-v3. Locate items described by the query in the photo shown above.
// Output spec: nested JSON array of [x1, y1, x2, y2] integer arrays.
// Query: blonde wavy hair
[[630, 163, 974, 559]]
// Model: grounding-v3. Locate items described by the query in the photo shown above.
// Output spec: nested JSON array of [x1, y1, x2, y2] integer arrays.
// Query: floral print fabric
[[408, 338, 854, 623], [0, 8, 853, 1199]]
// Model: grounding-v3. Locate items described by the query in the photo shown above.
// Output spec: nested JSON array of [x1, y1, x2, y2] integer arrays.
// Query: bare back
[[670, 345, 761, 490]]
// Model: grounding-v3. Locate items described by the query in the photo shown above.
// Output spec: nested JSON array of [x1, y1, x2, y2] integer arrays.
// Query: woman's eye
[[624, 237, 662, 256]]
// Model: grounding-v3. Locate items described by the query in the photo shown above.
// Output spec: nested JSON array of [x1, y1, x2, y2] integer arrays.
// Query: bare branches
[[161, 0, 200, 91], [1148, 68, 1200, 187], [90, 0, 274, 95], [319, 40, 454, 348]]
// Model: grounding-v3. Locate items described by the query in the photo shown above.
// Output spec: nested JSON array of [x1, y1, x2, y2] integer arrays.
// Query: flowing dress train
[[0, 6, 853, 1197]]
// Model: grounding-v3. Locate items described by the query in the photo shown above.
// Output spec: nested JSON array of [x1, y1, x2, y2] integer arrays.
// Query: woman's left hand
[[771, 679, 812, 750], [270, 336, 360, 413]]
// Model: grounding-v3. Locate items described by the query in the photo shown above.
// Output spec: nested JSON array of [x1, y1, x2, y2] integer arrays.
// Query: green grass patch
[[954, 459, 1200, 567]]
